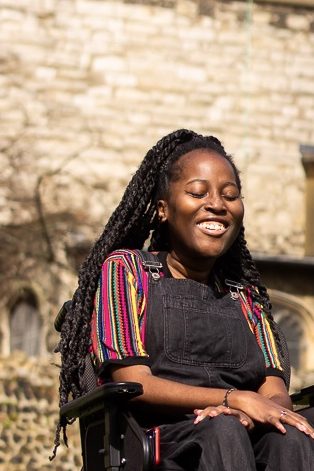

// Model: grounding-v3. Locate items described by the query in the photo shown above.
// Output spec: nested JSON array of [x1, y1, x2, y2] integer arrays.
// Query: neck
[[166, 251, 215, 284]]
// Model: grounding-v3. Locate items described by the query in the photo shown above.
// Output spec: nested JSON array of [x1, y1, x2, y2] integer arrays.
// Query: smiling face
[[157, 149, 244, 270]]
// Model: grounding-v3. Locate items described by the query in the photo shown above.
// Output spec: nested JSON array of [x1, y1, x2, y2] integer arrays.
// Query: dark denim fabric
[[145, 275, 266, 393], [139, 253, 314, 470]]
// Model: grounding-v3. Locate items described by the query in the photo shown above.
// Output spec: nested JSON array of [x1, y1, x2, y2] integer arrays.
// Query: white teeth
[[198, 222, 225, 231]]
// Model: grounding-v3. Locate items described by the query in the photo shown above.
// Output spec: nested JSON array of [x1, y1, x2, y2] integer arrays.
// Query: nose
[[203, 192, 226, 213]]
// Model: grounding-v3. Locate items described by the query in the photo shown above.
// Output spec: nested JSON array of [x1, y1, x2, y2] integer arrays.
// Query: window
[[10, 290, 41, 356], [272, 306, 304, 370], [270, 289, 310, 376]]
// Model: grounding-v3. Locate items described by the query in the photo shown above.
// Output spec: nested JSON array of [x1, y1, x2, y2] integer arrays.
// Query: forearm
[[111, 365, 227, 413], [264, 391, 292, 409], [257, 375, 293, 410]]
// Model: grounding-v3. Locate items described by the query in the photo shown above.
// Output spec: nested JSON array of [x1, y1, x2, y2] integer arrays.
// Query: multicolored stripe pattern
[[91, 249, 149, 364], [239, 289, 283, 371], [91, 249, 283, 374]]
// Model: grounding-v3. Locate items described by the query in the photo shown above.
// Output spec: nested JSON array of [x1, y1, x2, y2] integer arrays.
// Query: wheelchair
[[55, 301, 314, 471]]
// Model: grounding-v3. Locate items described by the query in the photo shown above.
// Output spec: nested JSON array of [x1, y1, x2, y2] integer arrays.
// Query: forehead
[[175, 148, 236, 181]]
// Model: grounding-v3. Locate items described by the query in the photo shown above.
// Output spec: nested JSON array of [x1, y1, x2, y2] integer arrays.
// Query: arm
[[111, 364, 228, 411], [111, 364, 254, 429], [258, 375, 292, 409]]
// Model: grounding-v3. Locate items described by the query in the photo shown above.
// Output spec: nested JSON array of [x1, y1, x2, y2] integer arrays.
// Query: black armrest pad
[[291, 385, 314, 406], [60, 382, 143, 420], [54, 300, 72, 332]]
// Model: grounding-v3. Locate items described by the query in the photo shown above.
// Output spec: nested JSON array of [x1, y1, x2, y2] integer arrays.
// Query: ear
[[157, 200, 168, 223]]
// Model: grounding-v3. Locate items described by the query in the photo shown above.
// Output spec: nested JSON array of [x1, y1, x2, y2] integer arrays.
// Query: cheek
[[167, 197, 194, 221], [234, 201, 244, 223]]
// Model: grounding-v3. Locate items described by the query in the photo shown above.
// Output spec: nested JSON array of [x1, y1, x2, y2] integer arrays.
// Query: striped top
[[90, 249, 284, 378]]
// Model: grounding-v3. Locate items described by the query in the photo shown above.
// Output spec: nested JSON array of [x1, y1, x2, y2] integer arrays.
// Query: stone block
[[34, 66, 57, 80], [92, 55, 126, 72], [286, 14, 310, 31], [176, 0, 198, 18]]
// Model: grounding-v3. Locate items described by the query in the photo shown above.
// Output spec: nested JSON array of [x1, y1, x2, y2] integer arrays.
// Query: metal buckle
[[142, 260, 163, 281], [225, 279, 244, 300]]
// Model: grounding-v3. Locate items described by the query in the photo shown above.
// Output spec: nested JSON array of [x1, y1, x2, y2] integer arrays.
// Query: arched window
[[10, 289, 41, 356], [272, 306, 304, 370], [270, 290, 309, 375]]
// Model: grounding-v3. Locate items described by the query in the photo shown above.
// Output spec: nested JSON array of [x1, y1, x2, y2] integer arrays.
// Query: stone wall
[[1, 0, 313, 254], [0, 1, 314, 469], [0, 353, 82, 470]]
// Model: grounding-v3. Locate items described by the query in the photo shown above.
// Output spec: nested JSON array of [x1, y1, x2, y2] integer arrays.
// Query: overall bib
[[135, 252, 314, 471], [145, 259, 266, 393]]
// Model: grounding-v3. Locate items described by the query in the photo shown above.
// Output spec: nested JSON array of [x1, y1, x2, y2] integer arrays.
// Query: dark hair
[[51, 129, 280, 457]]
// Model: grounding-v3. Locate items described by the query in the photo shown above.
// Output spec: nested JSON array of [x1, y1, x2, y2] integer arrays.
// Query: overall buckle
[[142, 260, 163, 281]]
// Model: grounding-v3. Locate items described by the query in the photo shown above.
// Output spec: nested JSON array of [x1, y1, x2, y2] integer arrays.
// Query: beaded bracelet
[[222, 388, 236, 408]]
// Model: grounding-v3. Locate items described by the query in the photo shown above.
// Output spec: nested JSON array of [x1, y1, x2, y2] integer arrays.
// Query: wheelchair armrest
[[54, 300, 72, 332], [291, 385, 314, 408], [60, 382, 143, 420]]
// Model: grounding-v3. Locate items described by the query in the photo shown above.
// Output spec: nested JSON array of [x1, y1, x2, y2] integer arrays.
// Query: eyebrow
[[186, 179, 238, 188], [186, 178, 207, 184]]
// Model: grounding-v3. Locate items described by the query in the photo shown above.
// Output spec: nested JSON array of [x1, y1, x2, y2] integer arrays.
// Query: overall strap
[[136, 250, 163, 281]]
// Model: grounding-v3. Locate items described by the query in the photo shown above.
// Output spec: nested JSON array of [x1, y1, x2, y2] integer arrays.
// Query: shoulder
[[100, 249, 149, 282], [103, 249, 144, 269]]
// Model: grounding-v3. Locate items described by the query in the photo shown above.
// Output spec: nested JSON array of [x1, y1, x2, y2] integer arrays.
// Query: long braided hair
[[51, 129, 281, 457]]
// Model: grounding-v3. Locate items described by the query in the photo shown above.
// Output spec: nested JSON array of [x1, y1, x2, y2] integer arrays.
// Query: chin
[[191, 247, 225, 260], [197, 240, 229, 256]]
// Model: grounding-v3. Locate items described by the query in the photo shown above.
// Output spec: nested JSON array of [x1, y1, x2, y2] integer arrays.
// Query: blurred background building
[[0, 0, 313, 469]]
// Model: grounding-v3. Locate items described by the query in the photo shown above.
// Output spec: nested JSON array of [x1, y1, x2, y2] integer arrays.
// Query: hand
[[231, 391, 314, 438], [194, 405, 254, 430]]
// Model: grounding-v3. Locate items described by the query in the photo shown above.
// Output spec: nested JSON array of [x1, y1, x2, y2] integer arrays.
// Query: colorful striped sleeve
[[90, 249, 150, 376], [239, 287, 284, 379]]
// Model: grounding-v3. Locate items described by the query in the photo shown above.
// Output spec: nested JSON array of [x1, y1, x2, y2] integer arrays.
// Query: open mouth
[[197, 221, 228, 236]]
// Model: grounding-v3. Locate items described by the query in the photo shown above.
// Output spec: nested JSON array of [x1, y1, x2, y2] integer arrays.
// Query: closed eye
[[186, 191, 207, 199], [222, 194, 243, 201], [187, 192, 243, 201]]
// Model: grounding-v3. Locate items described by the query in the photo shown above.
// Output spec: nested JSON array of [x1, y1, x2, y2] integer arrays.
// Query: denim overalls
[[142, 251, 266, 394]]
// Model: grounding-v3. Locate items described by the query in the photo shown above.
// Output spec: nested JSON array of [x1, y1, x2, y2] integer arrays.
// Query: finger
[[295, 421, 314, 439], [194, 414, 205, 424], [241, 419, 254, 430], [194, 406, 228, 424], [193, 409, 214, 423], [275, 420, 287, 434], [280, 413, 314, 438], [269, 416, 287, 434], [244, 420, 255, 431], [297, 418, 314, 437], [207, 407, 226, 418], [193, 411, 219, 424], [229, 410, 254, 430]]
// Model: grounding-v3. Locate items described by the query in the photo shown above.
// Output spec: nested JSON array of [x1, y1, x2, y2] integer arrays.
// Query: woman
[[56, 129, 314, 470]]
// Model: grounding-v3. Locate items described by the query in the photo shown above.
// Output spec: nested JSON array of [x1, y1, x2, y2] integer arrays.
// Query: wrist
[[222, 388, 237, 407], [227, 390, 254, 410]]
